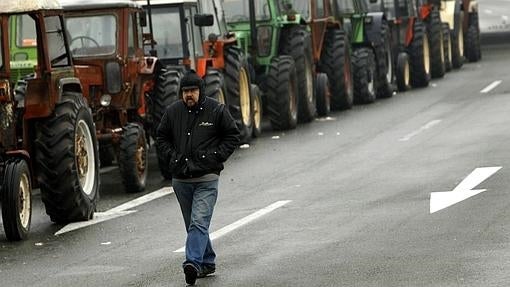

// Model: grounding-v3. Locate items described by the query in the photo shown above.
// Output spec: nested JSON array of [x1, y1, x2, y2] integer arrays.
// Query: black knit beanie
[[180, 70, 204, 101]]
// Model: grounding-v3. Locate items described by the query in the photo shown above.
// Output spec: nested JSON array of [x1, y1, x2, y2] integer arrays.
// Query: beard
[[185, 97, 197, 107]]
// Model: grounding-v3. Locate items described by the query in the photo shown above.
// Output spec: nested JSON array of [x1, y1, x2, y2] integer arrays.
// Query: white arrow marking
[[480, 80, 502, 93], [430, 167, 502, 214], [174, 200, 292, 253], [55, 187, 174, 235]]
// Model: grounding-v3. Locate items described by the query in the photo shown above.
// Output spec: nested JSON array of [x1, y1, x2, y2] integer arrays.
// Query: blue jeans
[[172, 179, 218, 270]]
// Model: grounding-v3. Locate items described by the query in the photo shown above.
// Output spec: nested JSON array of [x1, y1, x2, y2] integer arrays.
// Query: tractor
[[0, 0, 100, 241], [366, 0, 431, 91], [330, 0, 394, 103], [223, 0, 353, 131], [439, 0, 481, 65], [415, 0, 446, 78], [59, 0, 159, 193]]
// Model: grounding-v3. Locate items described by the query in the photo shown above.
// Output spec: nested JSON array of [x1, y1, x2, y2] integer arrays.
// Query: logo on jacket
[[199, 121, 214, 127]]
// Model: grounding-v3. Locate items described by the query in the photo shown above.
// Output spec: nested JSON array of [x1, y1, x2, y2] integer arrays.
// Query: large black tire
[[442, 22, 452, 72], [409, 21, 431, 88], [224, 46, 253, 143], [35, 92, 99, 223], [465, 13, 481, 62], [266, 56, 298, 131], [149, 68, 181, 139], [119, 123, 148, 193], [281, 27, 316, 123], [427, 7, 445, 79], [375, 20, 394, 99], [250, 84, 263, 137], [352, 47, 377, 104], [396, 52, 411, 92], [1, 158, 31, 241], [204, 69, 226, 104], [319, 28, 353, 110], [315, 73, 330, 117], [451, 12, 464, 69]]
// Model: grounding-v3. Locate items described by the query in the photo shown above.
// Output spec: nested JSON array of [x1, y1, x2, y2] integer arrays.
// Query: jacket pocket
[[196, 150, 222, 171], [169, 152, 184, 175]]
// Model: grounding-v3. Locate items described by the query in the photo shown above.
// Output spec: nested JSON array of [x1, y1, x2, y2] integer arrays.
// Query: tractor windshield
[[223, 0, 271, 23], [143, 6, 184, 59], [15, 14, 36, 47], [65, 14, 117, 57], [334, 0, 356, 14]]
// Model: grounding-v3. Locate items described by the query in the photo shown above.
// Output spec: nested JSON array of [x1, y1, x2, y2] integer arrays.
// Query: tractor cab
[[137, 0, 204, 69]]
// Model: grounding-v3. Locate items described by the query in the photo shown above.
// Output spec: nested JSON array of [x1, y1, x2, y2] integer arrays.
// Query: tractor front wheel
[[119, 123, 148, 193], [352, 47, 377, 104], [315, 73, 331, 117], [1, 158, 32, 241]]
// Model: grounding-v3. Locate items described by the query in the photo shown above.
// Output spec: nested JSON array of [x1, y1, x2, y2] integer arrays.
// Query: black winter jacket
[[156, 97, 240, 179]]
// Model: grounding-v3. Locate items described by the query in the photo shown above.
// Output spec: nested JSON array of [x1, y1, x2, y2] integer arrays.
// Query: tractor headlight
[[100, 94, 112, 107], [257, 26, 272, 57]]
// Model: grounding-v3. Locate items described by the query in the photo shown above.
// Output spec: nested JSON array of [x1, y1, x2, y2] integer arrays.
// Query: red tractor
[[60, 0, 162, 192], [0, 0, 100, 240]]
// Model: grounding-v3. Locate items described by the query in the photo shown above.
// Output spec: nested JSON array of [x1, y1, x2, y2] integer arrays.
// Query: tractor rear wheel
[[427, 7, 445, 79], [225, 46, 253, 143], [352, 47, 376, 104], [315, 73, 331, 117], [319, 28, 353, 110], [119, 123, 148, 193], [266, 56, 298, 131], [1, 158, 31, 241], [282, 27, 316, 123], [35, 92, 99, 223], [409, 21, 431, 88], [442, 22, 452, 72]]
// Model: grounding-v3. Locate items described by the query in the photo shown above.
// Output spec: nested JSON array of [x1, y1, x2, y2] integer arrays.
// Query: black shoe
[[197, 264, 216, 278], [183, 263, 198, 285]]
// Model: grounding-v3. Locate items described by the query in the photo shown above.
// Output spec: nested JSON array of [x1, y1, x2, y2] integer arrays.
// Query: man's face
[[182, 87, 200, 107]]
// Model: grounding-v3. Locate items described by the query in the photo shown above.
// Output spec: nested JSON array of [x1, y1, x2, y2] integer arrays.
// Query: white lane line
[[55, 187, 174, 235], [174, 200, 292, 253], [480, 80, 502, 93], [399, 120, 442, 142]]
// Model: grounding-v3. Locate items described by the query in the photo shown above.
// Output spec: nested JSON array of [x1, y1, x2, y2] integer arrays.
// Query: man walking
[[156, 70, 240, 285]]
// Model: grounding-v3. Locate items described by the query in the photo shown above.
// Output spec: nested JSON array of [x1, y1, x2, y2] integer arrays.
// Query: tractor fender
[[365, 12, 385, 47], [58, 77, 82, 102]]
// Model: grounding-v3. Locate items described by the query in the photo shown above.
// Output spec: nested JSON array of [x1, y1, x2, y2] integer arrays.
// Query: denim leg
[[173, 179, 218, 269]]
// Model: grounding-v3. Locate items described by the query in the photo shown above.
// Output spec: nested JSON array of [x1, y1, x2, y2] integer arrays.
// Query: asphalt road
[[2, 27, 510, 287]]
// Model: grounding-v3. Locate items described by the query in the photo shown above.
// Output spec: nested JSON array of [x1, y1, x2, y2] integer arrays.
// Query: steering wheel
[[70, 36, 100, 48]]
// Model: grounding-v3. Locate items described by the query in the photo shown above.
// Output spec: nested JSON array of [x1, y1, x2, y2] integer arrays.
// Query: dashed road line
[[55, 187, 174, 235], [480, 80, 502, 94], [399, 120, 442, 142], [173, 200, 292, 253]]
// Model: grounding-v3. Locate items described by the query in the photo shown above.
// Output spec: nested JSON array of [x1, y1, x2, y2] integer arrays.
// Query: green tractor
[[8, 15, 37, 84], [223, 0, 323, 130], [331, 0, 394, 103]]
